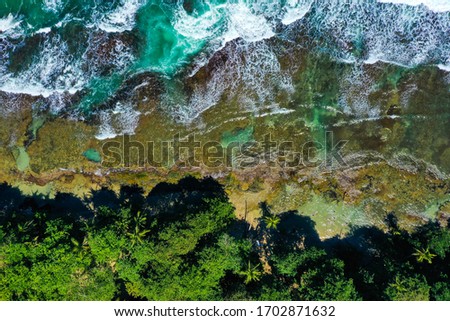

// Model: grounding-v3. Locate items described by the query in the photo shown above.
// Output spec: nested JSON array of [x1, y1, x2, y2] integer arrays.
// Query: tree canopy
[[0, 178, 448, 301]]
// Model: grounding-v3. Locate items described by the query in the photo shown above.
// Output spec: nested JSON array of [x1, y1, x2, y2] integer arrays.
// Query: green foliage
[[272, 247, 326, 277], [0, 178, 448, 301], [416, 226, 450, 259], [413, 248, 437, 264], [256, 282, 292, 301], [0, 219, 116, 300], [297, 257, 360, 301], [127, 211, 151, 246], [88, 229, 127, 265], [263, 215, 281, 230], [239, 262, 263, 284], [112, 198, 239, 300], [431, 281, 450, 301], [385, 275, 430, 301]]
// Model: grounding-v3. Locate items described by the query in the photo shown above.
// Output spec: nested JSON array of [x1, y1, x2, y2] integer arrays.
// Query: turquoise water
[[83, 148, 102, 163]]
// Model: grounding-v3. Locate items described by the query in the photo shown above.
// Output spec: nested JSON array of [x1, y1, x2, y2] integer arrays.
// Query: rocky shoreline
[[0, 42, 448, 239]]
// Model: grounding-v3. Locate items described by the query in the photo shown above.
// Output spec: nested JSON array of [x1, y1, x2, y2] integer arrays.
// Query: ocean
[[0, 0, 449, 138]]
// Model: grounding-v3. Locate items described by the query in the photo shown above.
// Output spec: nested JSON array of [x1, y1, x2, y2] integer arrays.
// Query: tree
[[385, 275, 430, 301], [296, 258, 360, 301], [263, 215, 281, 230], [413, 248, 437, 264], [431, 282, 450, 301], [0, 178, 448, 302], [239, 261, 262, 284], [127, 225, 150, 246]]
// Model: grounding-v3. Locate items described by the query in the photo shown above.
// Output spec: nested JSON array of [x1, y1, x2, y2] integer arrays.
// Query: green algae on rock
[[12, 146, 30, 172]]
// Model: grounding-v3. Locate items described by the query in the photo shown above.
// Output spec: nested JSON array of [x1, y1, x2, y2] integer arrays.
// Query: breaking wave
[[0, 0, 449, 131]]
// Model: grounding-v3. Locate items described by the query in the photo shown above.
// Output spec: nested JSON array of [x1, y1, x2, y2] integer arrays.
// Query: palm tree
[[127, 211, 150, 246], [390, 276, 407, 292], [413, 247, 437, 264], [17, 220, 35, 234], [127, 225, 150, 246], [239, 261, 262, 284], [263, 215, 281, 230], [71, 237, 89, 258]]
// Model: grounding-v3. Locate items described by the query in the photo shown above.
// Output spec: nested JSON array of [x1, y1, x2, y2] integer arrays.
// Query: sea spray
[[0, 0, 448, 130]]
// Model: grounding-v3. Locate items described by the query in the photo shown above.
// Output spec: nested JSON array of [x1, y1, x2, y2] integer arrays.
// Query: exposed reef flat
[[0, 50, 448, 239]]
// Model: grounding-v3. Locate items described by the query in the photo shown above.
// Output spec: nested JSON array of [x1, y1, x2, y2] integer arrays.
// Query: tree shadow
[[259, 201, 272, 217], [119, 184, 146, 213], [276, 210, 321, 249], [0, 177, 449, 301], [145, 176, 227, 220], [255, 204, 322, 257], [0, 184, 92, 221], [37, 192, 92, 223], [89, 187, 121, 211], [0, 183, 25, 215]]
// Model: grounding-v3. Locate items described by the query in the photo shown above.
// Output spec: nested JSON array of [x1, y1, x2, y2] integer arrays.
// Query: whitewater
[[378, 0, 450, 12], [0, 0, 449, 136]]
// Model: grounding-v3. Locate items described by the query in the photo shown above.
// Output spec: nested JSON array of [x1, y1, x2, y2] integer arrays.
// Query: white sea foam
[[309, 1, 450, 69], [0, 28, 135, 101], [378, 0, 450, 12], [96, 102, 141, 140], [257, 107, 295, 118], [1, 0, 449, 121], [162, 0, 289, 123], [174, 0, 450, 121], [96, 112, 117, 140], [0, 14, 21, 32], [281, 0, 314, 25], [0, 35, 85, 98], [437, 64, 450, 72], [168, 39, 293, 123], [173, 3, 222, 40], [172, 1, 275, 46], [333, 115, 401, 127], [363, 53, 411, 69], [98, 0, 144, 33], [338, 67, 381, 117], [43, 0, 63, 12], [35, 27, 52, 34], [0, 80, 77, 98], [223, 3, 275, 43]]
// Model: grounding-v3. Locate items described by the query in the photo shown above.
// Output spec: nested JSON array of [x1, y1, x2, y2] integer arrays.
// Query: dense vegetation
[[0, 177, 449, 301]]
